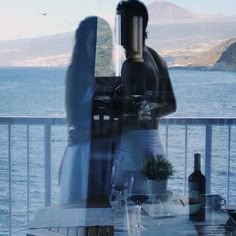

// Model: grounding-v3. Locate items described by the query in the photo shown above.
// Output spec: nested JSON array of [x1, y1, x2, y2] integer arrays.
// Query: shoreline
[[0, 65, 235, 73], [169, 65, 236, 72]]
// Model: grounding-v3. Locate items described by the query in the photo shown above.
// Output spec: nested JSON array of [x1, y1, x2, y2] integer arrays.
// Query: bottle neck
[[194, 154, 201, 172]]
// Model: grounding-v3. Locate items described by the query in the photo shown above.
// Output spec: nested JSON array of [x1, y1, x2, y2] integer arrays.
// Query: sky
[[0, 0, 235, 41]]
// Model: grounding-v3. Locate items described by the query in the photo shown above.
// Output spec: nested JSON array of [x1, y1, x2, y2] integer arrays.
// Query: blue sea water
[[0, 67, 236, 117], [0, 67, 236, 235]]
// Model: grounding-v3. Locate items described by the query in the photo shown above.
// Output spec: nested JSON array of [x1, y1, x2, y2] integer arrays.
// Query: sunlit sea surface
[[0, 67, 236, 235]]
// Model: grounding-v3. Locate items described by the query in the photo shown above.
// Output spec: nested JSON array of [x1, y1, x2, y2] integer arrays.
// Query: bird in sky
[[40, 13, 48, 16]]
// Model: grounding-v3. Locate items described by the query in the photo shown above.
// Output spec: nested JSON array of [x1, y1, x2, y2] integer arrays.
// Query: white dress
[[59, 86, 114, 204], [59, 87, 93, 204], [114, 129, 164, 171]]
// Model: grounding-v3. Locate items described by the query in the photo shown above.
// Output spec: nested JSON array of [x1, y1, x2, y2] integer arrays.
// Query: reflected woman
[[59, 16, 114, 204]]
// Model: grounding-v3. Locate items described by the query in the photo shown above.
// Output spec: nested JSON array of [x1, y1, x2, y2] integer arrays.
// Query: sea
[[0, 67, 236, 235]]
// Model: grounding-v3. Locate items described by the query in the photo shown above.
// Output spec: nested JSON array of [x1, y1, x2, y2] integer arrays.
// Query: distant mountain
[[1, 1, 236, 69], [147, 1, 235, 23], [0, 20, 113, 73], [147, 20, 236, 50], [147, 1, 198, 20], [0, 32, 74, 67]]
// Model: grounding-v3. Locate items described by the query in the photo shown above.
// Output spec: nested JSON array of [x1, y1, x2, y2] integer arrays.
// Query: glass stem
[[118, 191, 122, 208], [137, 204, 141, 228]]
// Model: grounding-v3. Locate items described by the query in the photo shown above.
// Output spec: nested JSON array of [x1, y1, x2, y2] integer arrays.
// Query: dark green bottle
[[188, 153, 206, 221]]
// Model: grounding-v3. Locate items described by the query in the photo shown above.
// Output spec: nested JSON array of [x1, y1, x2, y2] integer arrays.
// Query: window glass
[[1, 1, 236, 235]]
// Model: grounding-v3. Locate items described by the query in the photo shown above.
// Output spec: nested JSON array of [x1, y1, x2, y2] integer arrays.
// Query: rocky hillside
[[214, 41, 236, 71], [163, 38, 236, 71]]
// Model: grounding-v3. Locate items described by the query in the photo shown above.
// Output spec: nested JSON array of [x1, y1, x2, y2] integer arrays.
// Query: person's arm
[[148, 47, 177, 118]]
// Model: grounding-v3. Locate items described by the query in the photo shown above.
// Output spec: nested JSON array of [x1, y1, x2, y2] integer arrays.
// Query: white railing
[[0, 116, 236, 236], [160, 117, 236, 197]]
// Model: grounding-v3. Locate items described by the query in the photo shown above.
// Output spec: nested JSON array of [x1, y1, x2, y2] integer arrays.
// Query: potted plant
[[140, 154, 174, 195]]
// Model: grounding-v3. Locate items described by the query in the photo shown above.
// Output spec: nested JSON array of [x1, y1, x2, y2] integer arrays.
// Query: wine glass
[[127, 173, 149, 230], [111, 160, 128, 209]]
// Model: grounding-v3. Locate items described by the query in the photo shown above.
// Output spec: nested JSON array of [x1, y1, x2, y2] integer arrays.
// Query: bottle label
[[189, 183, 204, 204], [189, 182, 205, 221]]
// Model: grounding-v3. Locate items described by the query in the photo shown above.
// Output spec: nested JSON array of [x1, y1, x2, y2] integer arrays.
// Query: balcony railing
[[0, 116, 236, 236]]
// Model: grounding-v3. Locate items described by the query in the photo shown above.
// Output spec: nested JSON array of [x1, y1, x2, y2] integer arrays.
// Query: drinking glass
[[127, 174, 149, 230], [111, 160, 128, 209]]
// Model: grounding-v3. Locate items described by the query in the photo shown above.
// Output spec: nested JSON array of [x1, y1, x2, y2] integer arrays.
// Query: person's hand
[[138, 101, 163, 119]]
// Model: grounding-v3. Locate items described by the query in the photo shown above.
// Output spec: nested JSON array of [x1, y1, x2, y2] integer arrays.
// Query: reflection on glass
[[128, 175, 149, 230], [112, 160, 128, 209]]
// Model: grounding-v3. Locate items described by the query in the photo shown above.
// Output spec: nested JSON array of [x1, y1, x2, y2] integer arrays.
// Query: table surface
[[27, 199, 230, 236]]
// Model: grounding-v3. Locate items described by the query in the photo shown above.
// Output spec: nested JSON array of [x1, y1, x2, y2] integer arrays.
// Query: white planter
[[147, 179, 168, 195]]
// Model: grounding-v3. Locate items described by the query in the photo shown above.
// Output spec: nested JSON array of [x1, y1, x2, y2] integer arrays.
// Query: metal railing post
[[165, 125, 169, 159], [184, 125, 188, 195], [26, 125, 30, 227], [205, 125, 212, 194], [8, 125, 12, 236], [44, 124, 51, 207], [227, 126, 231, 203]]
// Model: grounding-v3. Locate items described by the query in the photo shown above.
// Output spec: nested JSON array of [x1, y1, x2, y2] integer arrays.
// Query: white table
[[27, 200, 229, 236]]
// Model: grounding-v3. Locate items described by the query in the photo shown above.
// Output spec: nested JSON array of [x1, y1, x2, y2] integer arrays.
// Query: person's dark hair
[[116, 0, 148, 39], [66, 16, 98, 125], [71, 16, 98, 65]]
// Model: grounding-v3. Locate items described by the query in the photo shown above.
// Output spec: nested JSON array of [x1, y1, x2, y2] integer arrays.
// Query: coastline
[[0, 65, 235, 73], [169, 65, 236, 72]]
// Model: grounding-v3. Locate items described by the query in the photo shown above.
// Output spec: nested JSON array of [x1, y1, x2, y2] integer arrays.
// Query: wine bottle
[[188, 153, 206, 221]]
